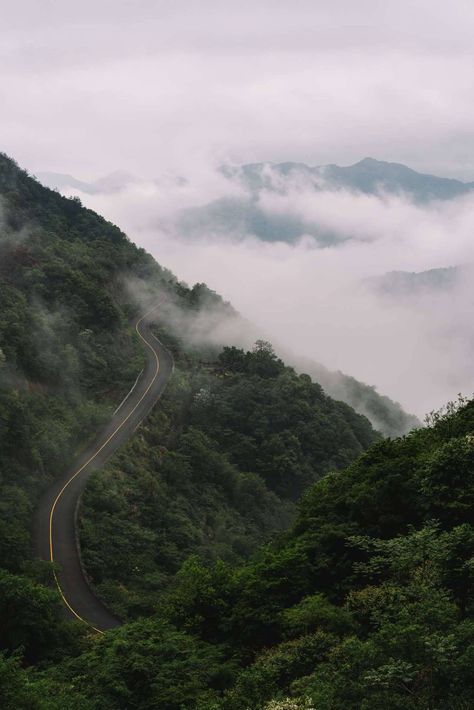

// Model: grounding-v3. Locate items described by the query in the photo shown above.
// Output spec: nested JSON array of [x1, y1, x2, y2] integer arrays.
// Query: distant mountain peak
[[353, 157, 381, 166]]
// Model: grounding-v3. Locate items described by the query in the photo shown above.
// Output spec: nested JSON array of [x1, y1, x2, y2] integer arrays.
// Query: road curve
[[34, 306, 174, 633]]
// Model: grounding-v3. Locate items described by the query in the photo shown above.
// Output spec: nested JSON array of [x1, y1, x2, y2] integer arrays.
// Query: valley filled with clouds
[[44, 159, 474, 419]]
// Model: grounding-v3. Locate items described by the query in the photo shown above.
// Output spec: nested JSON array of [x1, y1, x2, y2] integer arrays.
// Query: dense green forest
[[1, 152, 473, 708], [0, 151, 170, 574], [4, 396, 474, 709], [79, 341, 375, 618]]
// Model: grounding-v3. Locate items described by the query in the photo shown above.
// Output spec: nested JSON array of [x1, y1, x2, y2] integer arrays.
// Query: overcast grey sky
[[2, 0, 474, 179]]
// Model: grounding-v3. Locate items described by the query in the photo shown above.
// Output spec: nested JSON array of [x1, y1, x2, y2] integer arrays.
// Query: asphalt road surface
[[34, 306, 174, 633]]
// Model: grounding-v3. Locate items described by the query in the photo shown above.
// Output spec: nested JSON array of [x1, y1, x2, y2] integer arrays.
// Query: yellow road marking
[[49, 304, 163, 634]]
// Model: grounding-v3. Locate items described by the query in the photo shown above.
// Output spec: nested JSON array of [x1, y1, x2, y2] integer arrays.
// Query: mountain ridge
[[38, 157, 474, 201], [226, 156, 474, 200], [176, 157, 474, 246]]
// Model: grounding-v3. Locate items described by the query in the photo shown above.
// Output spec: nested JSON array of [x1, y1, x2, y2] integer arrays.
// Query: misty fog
[[50, 164, 474, 419]]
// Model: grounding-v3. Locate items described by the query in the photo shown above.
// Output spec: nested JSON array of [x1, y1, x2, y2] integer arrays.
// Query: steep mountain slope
[[298, 359, 420, 437], [0, 153, 378, 564], [0, 153, 170, 574], [0, 154, 180, 585], [0, 152, 383, 697]]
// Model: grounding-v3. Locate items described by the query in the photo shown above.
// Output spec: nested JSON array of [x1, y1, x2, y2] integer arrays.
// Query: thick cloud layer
[[58, 167, 474, 419]]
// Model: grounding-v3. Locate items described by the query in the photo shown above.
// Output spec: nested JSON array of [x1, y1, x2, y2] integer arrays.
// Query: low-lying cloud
[[58, 167, 474, 419]]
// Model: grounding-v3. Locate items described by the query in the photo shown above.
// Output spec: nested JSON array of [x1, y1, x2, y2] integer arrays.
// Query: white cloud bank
[[61, 169, 474, 419]]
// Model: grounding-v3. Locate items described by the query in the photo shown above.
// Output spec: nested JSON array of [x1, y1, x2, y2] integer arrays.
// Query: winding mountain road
[[34, 306, 174, 633]]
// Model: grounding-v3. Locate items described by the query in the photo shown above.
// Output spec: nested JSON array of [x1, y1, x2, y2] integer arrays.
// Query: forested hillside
[[80, 341, 374, 618], [0, 151, 171, 573], [295, 359, 420, 438], [0, 153, 384, 707], [4, 387, 474, 707]]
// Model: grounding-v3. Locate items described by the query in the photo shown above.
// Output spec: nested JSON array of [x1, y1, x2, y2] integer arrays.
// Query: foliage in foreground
[[2, 398, 474, 709]]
